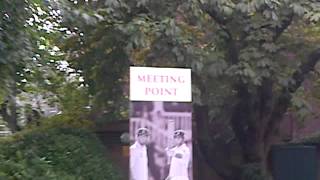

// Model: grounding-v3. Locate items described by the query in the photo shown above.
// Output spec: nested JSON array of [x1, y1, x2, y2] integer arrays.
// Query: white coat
[[130, 142, 148, 180], [166, 143, 190, 180]]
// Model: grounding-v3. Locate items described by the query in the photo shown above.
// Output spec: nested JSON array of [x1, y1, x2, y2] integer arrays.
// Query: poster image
[[129, 101, 193, 180], [129, 67, 192, 180]]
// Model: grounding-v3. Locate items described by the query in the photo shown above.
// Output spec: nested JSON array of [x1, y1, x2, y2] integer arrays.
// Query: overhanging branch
[[197, 0, 228, 25], [273, 11, 294, 41], [263, 48, 320, 143], [289, 48, 320, 93], [197, 0, 233, 40]]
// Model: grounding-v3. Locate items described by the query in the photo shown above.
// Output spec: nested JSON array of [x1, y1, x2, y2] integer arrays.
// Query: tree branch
[[289, 48, 320, 92], [239, 9, 294, 48], [263, 48, 320, 143], [197, 0, 233, 40], [198, 1, 246, 65], [197, 0, 228, 25], [273, 11, 294, 41]]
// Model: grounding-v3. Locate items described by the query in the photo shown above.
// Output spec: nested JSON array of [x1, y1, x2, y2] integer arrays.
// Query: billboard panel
[[130, 67, 192, 180], [130, 67, 192, 102]]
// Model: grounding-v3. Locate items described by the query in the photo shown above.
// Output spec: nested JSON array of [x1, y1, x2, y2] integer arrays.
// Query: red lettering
[[177, 76, 185, 83], [169, 76, 177, 83], [145, 88, 151, 95], [138, 75, 185, 83], [145, 87, 178, 96], [172, 88, 177, 95], [138, 75, 146, 82]]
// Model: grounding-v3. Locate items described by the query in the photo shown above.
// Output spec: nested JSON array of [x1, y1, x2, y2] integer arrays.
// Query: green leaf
[[291, 3, 305, 16]]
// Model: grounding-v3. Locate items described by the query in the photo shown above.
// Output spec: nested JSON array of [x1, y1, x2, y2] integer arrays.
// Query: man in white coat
[[130, 128, 150, 180], [166, 130, 191, 180]]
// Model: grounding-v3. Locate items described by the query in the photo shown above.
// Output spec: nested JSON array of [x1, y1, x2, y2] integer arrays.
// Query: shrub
[[241, 163, 267, 180], [0, 128, 122, 180]]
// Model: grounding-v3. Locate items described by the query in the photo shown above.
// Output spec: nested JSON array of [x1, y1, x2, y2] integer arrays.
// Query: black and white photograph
[[130, 101, 193, 180]]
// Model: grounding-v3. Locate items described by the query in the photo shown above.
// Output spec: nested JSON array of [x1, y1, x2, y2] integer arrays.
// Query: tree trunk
[[0, 98, 20, 133], [194, 104, 242, 180], [0, 78, 20, 133]]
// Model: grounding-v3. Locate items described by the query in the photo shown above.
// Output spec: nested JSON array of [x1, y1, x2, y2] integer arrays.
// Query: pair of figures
[[130, 128, 191, 180]]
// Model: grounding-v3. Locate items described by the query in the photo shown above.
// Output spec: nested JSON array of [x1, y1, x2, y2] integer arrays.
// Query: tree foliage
[[2, 0, 320, 179], [52, 0, 320, 179], [0, 0, 91, 131]]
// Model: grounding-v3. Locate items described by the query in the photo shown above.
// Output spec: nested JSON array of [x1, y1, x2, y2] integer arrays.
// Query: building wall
[[278, 112, 320, 142]]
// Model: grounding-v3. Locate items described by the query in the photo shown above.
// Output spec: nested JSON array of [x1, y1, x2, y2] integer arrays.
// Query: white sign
[[130, 67, 192, 102]]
